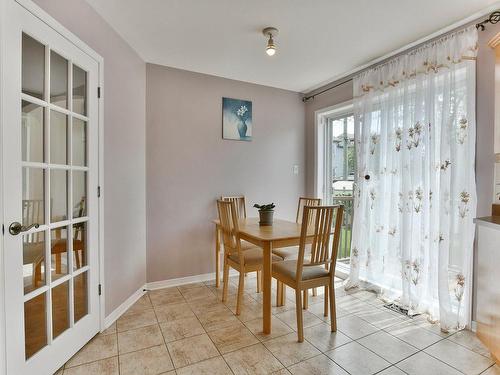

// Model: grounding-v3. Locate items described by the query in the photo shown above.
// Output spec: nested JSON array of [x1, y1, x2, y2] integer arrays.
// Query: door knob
[[8, 222, 39, 235]]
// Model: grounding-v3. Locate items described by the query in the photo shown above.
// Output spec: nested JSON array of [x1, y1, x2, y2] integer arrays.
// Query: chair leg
[[295, 289, 304, 342], [236, 269, 245, 316], [323, 285, 329, 317], [276, 280, 282, 307], [222, 261, 229, 302], [281, 284, 286, 306], [329, 279, 337, 332], [303, 289, 308, 310], [312, 288, 317, 297], [256, 270, 262, 293]]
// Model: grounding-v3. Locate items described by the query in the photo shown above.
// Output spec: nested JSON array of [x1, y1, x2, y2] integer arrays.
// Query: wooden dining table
[[213, 217, 313, 334]]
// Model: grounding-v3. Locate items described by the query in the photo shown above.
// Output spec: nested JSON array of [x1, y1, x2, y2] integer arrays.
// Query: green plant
[[253, 203, 275, 211]]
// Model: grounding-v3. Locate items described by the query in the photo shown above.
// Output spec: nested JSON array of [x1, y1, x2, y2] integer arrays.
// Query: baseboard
[[471, 320, 477, 332], [145, 270, 238, 291], [103, 285, 146, 329]]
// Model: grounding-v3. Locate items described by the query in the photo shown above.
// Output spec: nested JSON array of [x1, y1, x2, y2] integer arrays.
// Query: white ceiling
[[86, 0, 498, 93]]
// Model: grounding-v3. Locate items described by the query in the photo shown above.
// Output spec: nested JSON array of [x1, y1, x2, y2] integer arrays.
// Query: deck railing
[[332, 195, 354, 262]]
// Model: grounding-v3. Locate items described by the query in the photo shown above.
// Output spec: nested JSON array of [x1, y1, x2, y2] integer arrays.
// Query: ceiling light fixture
[[262, 27, 278, 56]]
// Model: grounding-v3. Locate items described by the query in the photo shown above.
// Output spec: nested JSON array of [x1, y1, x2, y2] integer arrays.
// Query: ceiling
[[86, 0, 498, 93]]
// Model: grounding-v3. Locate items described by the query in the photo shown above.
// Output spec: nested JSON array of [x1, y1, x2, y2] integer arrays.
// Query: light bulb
[[266, 46, 276, 56]]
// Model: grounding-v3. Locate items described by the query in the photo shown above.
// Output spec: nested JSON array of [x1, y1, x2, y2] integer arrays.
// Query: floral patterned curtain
[[347, 26, 478, 331]]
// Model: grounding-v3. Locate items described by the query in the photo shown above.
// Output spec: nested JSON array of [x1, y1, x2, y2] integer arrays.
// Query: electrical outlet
[[293, 165, 299, 175]]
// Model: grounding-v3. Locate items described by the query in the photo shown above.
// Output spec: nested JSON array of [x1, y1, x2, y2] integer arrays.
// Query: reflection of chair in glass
[[22, 200, 45, 291]]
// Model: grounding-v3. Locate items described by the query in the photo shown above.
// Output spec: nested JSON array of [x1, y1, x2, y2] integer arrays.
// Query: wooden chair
[[218, 200, 282, 315], [273, 197, 321, 307], [221, 195, 262, 292], [272, 205, 343, 342]]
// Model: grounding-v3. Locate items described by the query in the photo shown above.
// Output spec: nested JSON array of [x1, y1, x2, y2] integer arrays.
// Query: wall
[[146, 64, 305, 282], [33, 0, 147, 316], [304, 81, 353, 196]]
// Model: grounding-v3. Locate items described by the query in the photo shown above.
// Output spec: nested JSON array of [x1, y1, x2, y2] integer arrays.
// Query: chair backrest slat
[[296, 205, 344, 281], [217, 200, 243, 261], [221, 195, 247, 219], [296, 197, 321, 224]]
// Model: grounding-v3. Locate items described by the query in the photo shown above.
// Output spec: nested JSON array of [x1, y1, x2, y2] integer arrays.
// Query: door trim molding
[[0, 2, 105, 374]]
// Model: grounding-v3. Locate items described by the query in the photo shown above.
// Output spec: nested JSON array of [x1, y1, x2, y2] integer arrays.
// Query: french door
[[2, 1, 100, 374]]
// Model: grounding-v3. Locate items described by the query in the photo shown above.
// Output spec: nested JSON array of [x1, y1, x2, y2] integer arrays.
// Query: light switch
[[293, 165, 299, 175]]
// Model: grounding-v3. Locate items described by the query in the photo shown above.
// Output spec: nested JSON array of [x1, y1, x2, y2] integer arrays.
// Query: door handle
[[8, 222, 39, 236]]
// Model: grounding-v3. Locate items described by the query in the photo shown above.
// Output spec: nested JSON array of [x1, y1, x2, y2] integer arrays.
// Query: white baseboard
[[146, 270, 238, 290], [471, 320, 477, 332], [103, 285, 146, 329]]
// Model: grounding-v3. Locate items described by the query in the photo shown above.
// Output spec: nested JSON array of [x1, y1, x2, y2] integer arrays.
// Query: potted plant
[[253, 203, 275, 226]]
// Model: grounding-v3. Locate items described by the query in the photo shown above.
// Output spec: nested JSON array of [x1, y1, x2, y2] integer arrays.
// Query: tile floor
[[56, 274, 499, 375]]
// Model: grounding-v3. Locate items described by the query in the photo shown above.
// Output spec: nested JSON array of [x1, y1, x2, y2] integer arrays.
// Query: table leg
[[215, 225, 221, 288], [262, 241, 272, 334]]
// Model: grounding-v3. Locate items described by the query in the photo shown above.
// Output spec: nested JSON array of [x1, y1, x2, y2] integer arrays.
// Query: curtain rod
[[302, 5, 500, 103]]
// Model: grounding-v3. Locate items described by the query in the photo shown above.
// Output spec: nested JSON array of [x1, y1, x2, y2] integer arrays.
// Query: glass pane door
[[3, 2, 100, 374]]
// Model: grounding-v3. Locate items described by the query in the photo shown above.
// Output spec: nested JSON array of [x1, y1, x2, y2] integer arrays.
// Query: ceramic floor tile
[[117, 324, 164, 354], [288, 353, 349, 375], [272, 369, 292, 375], [396, 351, 462, 375], [377, 366, 407, 375], [244, 316, 293, 342], [66, 334, 118, 368], [358, 330, 418, 363], [117, 309, 158, 332], [482, 365, 500, 375], [448, 329, 492, 358], [126, 294, 153, 314], [159, 316, 205, 342], [223, 343, 285, 375], [325, 341, 390, 375], [154, 302, 196, 323], [336, 315, 379, 340], [99, 323, 117, 336], [167, 333, 219, 368], [424, 339, 493, 375], [355, 308, 405, 329], [304, 323, 352, 352], [196, 306, 241, 332], [149, 288, 185, 306], [177, 282, 207, 292], [180, 286, 216, 301], [384, 320, 443, 349], [176, 356, 233, 375], [119, 344, 174, 375], [275, 308, 324, 331], [207, 322, 259, 354], [264, 332, 321, 367], [64, 357, 119, 375]]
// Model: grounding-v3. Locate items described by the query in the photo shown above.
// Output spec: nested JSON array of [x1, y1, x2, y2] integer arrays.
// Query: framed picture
[[222, 97, 252, 141]]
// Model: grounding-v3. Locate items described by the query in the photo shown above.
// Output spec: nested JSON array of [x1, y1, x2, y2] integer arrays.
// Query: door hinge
[[97, 186, 101, 198], [97, 87, 101, 98], [98, 284, 102, 296], [2, 224, 4, 235]]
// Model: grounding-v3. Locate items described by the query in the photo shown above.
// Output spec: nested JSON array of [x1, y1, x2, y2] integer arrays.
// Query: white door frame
[[0, 1, 105, 374]]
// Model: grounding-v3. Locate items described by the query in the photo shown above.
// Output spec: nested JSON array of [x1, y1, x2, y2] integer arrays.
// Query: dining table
[[213, 217, 313, 334]]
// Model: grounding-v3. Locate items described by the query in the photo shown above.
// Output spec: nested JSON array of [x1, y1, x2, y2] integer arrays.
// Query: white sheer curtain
[[347, 27, 478, 331]]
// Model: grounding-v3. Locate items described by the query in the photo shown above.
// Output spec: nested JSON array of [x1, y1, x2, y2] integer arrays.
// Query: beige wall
[[146, 64, 305, 282], [33, 0, 147, 316]]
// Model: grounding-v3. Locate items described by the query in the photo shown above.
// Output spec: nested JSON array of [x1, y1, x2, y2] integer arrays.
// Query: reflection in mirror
[[22, 101, 44, 163], [50, 169, 68, 223], [22, 33, 45, 100], [74, 272, 88, 323], [50, 110, 67, 165], [52, 281, 69, 339], [72, 118, 86, 166], [23, 231, 45, 294], [51, 226, 68, 281], [72, 171, 86, 218], [73, 65, 87, 116], [73, 222, 87, 270], [22, 167, 45, 226], [24, 293, 47, 359], [50, 51, 68, 109]]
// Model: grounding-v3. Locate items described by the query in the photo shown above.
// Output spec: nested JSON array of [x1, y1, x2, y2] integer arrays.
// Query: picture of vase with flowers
[[222, 97, 252, 141]]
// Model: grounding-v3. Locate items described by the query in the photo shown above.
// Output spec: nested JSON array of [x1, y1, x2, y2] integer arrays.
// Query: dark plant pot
[[258, 210, 274, 226]]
